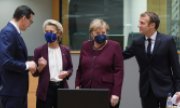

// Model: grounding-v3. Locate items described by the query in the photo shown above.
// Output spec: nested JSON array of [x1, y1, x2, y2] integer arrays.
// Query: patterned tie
[[147, 38, 152, 57]]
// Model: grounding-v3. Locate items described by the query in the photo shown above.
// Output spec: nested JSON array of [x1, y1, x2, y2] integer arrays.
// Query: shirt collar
[[145, 31, 157, 41], [10, 20, 21, 34]]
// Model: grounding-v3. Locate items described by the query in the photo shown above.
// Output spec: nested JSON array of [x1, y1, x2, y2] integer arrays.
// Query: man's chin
[[21, 28, 27, 31]]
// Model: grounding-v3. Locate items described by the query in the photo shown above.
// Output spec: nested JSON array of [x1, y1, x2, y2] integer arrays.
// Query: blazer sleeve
[[32, 47, 41, 76], [0, 30, 26, 72], [75, 43, 84, 87], [111, 43, 124, 98], [123, 40, 136, 59], [169, 37, 180, 91], [63, 46, 73, 79]]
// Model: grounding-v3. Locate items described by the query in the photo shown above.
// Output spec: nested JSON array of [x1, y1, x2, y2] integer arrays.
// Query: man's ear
[[150, 23, 156, 29]]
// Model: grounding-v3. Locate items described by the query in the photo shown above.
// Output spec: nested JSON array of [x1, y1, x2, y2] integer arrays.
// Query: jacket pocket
[[101, 75, 114, 84]]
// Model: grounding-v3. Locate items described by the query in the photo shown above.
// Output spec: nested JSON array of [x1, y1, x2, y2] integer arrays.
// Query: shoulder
[[82, 40, 91, 46], [108, 40, 120, 45], [1, 23, 17, 34], [60, 44, 71, 52], [34, 44, 47, 52], [107, 40, 120, 47], [0, 23, 18, 40], [157, 32, 174, 41], [132, 34, 145, 42], [107, 40, 122, 49], [81, 40, 92, 49]]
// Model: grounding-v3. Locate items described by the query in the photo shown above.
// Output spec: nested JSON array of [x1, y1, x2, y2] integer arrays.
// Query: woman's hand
[[37, 57, 47, 72], [110, 95, 119, 107], [75, 86, 80, 89], [58, 71, 69, 80]]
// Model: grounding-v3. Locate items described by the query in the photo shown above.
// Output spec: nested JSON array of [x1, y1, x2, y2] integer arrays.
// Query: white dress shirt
[[10, 20, 21, 34], [145, 31, 157, 53]]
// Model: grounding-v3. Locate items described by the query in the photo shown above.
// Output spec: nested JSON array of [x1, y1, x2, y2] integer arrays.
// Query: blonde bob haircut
[[43, 19, 63, 33], [89, 18, 109, 33]]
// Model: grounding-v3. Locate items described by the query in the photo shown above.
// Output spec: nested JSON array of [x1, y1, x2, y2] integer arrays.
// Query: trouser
[[1, 95, 27, 108], [141, 87, 166, 108], [36, 81, 63, 108]]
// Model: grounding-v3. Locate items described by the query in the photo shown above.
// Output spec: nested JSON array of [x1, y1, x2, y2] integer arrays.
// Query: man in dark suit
[[123, 11, 180, 108], [0, 5, 37, 108]]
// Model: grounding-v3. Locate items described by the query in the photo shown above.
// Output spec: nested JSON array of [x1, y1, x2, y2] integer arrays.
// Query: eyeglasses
[[24, 16, 33, 25], [28, 19, 33, 24]]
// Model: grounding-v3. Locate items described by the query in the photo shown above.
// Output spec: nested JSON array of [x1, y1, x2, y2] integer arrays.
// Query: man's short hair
[[140, 11, 160, 30], [13, 5, 35, 21]]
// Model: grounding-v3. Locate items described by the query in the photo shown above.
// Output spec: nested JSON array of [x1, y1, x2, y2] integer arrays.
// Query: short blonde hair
[[89, 18, 109, 33], [43, 19, 63, 33]]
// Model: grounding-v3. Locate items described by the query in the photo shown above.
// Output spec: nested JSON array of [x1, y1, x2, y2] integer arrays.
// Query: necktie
[[147, 38, 152, 57]]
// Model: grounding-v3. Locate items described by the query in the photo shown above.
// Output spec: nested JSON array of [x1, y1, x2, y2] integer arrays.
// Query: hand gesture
[[37, 57, 47, 72], [26, 61, 37, 74]]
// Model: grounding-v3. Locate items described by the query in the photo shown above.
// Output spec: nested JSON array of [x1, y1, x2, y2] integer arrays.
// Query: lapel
[[41, 44, 49, 75], [139, 36, 147, 57], [151, 32, 161, 57], [59, 45, 66, 70], [18, 35, 28, 58], [43, 44, 49, 64]]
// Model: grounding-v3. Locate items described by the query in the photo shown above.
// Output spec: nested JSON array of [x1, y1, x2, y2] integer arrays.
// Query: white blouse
[[48, 47, 63, 82]]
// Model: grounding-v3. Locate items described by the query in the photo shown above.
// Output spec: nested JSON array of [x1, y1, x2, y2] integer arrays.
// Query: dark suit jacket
[[33, 44, 73, 101], [123, 32, 180, 97], [0, 22, 28, 97]]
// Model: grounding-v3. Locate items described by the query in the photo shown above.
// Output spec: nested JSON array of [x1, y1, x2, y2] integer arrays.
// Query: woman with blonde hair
[[75, 18, 124, 108], [33, 19, 73, 108]]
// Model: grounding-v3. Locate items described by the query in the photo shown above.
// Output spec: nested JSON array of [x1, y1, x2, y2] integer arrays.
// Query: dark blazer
[[0, 22, 28, 97], [33, 44, 73, 101], [75, 40, 124, 98], [123, 32, 180, 97]]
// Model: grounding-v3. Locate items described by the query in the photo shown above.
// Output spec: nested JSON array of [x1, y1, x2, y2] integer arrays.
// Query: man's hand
[[26, 61, 37, 74], [174, 92, 180, 104]]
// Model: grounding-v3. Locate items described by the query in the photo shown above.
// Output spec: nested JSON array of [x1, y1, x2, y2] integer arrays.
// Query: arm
[[123, 40, 136, 59], [169, 37, 180, 104], [112, 43, 124, 97], [110, 43, 124, 107], [0, 31, 26, 72], [32, 47, 43, 77], [65, 48, 73, 77], [59, 47, 73, 80], [169, 37, 180, 91], [75, 46, 83, 88]]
